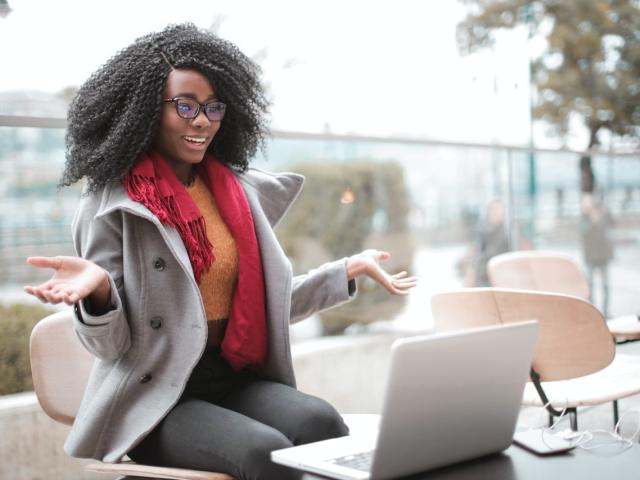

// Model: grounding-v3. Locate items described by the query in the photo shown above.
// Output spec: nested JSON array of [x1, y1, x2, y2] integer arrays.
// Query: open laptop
[[272, 321, 538, 480]]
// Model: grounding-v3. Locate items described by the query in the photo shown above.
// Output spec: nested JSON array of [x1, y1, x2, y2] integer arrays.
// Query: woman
[[580, 193, 614, 317], [24, 23, 416, 480]]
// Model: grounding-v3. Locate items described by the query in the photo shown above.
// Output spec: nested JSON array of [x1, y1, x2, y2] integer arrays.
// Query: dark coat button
[[152, 257, 166, 271], [150, 316, 163, 329], [140, 373, 152, 384]]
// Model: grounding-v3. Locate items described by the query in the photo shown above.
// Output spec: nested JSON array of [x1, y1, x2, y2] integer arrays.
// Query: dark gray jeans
[[128, 347, 349, 480]]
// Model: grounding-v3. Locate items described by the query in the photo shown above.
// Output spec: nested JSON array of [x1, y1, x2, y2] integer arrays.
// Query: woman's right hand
[[24, 256, 111, 308]]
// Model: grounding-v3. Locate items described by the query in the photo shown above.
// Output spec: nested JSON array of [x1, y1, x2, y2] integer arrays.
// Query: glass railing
[[1, 116, 639, 333]]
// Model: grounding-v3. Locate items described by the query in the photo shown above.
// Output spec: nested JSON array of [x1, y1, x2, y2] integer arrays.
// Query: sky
[[0, 0, 565, 148]]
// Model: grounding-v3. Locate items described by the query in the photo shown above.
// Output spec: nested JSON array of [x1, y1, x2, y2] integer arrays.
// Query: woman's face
[[154, 68, 221, 178]]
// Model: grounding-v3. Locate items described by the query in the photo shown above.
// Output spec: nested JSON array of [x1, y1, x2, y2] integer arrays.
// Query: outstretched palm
[[348, 249, 418, 296], [24, 256, 107, 306]]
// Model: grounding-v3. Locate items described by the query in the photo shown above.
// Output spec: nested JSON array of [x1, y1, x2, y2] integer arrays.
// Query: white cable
[[578, 429, 632, 452], [520, 400, 640, 453], [614, 408, 640, 442], [539, 398, 592, 449], [575, 408, 640, 452]]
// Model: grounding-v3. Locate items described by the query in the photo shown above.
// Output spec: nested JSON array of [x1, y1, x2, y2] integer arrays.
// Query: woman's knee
[[240, 427, 299, 480], [295, 397, 349, 444], [245, 426, 293, 459]]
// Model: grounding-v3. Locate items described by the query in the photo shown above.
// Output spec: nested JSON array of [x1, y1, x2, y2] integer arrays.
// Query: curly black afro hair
[[61, 23, 269, 192]]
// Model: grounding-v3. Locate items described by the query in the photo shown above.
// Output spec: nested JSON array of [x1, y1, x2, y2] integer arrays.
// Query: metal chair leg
[[547, 408, 577, 430], [569, 409, 578, 431]]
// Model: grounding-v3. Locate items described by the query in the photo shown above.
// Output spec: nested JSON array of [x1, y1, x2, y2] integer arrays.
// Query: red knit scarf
[[124, 151, 267, 371]]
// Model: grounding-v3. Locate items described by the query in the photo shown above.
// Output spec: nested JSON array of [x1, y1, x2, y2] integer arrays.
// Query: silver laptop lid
[[371, 321, 538, 479]]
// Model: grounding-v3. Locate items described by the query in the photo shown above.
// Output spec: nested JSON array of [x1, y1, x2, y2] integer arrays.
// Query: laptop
[[271, 321, 538, 480]]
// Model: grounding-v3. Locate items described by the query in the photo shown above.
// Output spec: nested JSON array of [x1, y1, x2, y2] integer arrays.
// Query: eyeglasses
[[163, 97, 227, 122]]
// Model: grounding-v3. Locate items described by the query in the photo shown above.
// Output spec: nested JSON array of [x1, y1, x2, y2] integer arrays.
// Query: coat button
[[140, 373, 152, 384], [152, 257, 166, 271], [150, 316, 163, 329]]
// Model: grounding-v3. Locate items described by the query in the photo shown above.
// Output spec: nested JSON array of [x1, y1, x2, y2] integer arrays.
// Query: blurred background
[[2, 0, 638, 330], [1, 0, 639, 476]]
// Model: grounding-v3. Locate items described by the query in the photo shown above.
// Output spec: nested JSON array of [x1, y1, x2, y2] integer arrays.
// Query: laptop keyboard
[[328, 450, 374, 472]]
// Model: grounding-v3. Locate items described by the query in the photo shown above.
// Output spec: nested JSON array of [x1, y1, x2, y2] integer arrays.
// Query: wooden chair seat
[[607, 315, 640, 340], [85, 461, 233, 480], [521, 354, 640, 407]]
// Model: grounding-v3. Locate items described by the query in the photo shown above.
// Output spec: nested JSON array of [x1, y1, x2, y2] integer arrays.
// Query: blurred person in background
[[580, 192, 614, 317], [472, 199, 510, 287], [456, 199, 510, 287], [23, 23, 416, 480]]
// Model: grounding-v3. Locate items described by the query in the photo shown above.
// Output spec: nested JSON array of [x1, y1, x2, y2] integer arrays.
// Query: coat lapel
[[95, 182, 194, 277], [235, 168, 305, 228]]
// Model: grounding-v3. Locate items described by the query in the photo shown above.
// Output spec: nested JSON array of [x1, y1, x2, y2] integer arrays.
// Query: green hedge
[[0, 303, 54, 395], [276, 160, 414, 334]]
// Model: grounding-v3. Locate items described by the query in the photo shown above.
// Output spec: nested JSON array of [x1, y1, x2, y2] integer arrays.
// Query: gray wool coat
[[64, 167, 356, 463]]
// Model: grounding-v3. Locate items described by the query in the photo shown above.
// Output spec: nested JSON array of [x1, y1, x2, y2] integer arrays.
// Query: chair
[[431, 288, 640, 430], [487, 251, 640, 342], [29, 309, 234, 480]]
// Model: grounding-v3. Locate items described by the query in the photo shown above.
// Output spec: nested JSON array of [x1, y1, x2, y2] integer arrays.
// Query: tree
[[457, 0, 640, 191]]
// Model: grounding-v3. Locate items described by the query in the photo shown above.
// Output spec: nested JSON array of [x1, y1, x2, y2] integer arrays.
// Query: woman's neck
[[164, 155, 196, 186], [181, 167, 197, 187]]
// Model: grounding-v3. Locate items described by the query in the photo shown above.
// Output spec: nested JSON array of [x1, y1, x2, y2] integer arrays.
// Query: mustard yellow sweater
[[186, 175, 239, 348]]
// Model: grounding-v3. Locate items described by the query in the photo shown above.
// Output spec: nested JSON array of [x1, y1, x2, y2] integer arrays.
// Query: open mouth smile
[[183, 136, 207, 145]]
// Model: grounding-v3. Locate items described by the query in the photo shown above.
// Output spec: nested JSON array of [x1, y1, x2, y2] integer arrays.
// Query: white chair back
[[29, 309, 93, 425]]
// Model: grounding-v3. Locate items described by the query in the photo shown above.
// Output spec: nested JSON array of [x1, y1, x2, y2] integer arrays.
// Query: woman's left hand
[[346, 249, 417, 296]]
